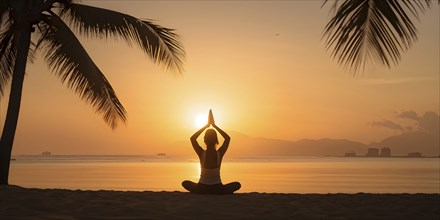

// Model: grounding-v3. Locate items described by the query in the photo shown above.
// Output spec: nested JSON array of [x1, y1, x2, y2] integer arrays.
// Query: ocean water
[[9, 155, 440, 193]]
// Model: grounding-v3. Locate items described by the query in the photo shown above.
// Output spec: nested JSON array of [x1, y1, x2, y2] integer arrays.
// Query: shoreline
[[1, 186, 439, 220]]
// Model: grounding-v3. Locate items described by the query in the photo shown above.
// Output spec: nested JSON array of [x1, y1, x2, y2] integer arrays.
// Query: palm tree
[[0, 0, 185, 185], [322, 0, 434, 72]]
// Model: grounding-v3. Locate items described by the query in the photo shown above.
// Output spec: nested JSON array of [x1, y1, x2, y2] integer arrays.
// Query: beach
[[1, 185, 438, 220], [4, 156, 439, 219]]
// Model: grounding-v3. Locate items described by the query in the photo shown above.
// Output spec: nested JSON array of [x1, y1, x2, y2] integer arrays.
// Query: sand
[[1, 186, 439, 220]]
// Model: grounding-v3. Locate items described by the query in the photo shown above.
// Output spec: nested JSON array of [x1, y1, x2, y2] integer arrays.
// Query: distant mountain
[[225, 132, 366, 156], [369, 131, 439, 156], [166, 130, 438, 157], [289, 138, 367, 156]]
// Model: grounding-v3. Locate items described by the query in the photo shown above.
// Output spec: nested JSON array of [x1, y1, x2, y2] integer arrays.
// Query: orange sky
[[2, 1, 439, 155]]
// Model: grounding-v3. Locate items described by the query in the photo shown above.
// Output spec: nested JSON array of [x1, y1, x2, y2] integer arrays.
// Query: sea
[[9, 155, 440, 193]]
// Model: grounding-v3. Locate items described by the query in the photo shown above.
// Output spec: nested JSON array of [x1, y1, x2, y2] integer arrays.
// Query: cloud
[[396, 110, 439, 134], [362, 77, 439, 85], [371, 111, 440, 135], [396, 110, 419, 120], [419, 112, 440, 134], [370, 120, 404, 131]]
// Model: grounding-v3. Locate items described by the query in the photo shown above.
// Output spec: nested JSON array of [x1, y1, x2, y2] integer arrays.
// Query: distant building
[[380, 147, 391, 157], [365, 148, 379, 157], [408, 152, 422, 158], [344, 152, 356, 157]]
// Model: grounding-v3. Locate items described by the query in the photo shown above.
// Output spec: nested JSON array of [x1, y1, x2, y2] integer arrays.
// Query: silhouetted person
[[182, 110, 241, 194]]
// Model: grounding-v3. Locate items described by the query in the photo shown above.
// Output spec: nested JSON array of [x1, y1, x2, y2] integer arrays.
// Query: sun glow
[[194, 113, 208, 128], [191, 108, 227, 129]]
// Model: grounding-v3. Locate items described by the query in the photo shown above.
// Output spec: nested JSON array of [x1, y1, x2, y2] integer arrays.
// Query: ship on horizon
[[42, 151, 51, 156]]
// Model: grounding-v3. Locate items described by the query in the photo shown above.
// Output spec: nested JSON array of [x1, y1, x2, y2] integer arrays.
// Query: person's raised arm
[[213, 124, 230, 156], [190, 124, 209, 156]]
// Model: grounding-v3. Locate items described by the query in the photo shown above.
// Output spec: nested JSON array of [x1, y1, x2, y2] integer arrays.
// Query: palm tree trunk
[[0, 22, 32, 185]]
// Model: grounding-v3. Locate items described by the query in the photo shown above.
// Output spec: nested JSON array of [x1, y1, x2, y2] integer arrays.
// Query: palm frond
[[40, 14, 126, 129], [48, 0, 77, 16], [60, 3, 185, 73], [323, 0, 431, 72], [0, 23, 16, 96], [0, 0, 10, 18]]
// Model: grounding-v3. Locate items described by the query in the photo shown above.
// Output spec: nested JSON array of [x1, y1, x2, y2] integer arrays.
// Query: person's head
[[204, 129, 219, 148]]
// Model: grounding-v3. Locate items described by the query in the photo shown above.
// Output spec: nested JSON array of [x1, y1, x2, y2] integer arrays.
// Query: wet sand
[[1, 185, 438, 219]]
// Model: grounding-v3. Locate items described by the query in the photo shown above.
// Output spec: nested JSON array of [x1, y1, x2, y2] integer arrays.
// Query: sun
[[192, 109, 225, 128], [194, 113, 208, 128]]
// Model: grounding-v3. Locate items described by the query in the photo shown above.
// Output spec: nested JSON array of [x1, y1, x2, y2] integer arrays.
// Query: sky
[[2, 1, 439, 155]]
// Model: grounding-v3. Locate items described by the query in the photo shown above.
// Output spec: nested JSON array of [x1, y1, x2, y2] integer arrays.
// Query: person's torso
[[201, 150, 221, 169], [199, 150, 222, 184]]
